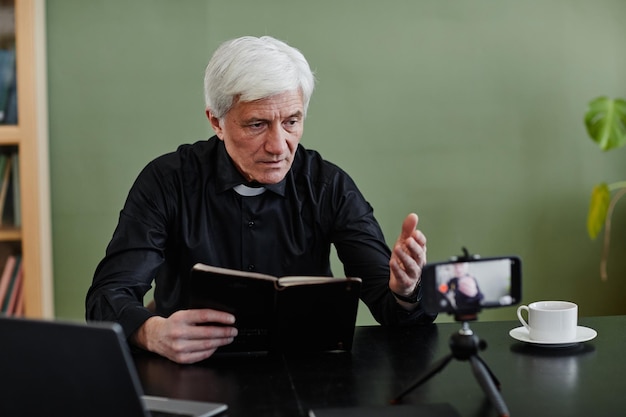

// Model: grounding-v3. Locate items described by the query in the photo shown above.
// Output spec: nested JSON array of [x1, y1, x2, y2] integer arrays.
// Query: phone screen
[[421, 256, 521, 314]]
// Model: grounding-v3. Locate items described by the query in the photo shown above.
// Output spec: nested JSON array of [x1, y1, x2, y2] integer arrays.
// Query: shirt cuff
[[392, 284, 422, 308]]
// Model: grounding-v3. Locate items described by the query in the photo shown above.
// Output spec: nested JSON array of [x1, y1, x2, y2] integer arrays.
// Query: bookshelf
[[0, 0, 53, 317]]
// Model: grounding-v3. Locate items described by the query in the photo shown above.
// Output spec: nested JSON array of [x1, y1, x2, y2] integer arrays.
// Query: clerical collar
[[233, 183, 267, 196]]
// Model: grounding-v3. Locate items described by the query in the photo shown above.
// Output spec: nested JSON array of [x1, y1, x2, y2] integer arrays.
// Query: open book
[[188, 263, 362, 354]]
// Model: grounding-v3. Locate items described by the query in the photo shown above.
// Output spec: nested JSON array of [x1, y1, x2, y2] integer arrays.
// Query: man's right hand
[[131, 309, 238, 364]]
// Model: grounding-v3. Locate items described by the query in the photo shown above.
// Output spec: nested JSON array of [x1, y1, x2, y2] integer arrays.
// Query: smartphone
[[420, 256, 522, 315]]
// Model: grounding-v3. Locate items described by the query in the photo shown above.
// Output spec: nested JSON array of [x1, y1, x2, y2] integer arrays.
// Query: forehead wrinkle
[[237, 98, 303, 123]]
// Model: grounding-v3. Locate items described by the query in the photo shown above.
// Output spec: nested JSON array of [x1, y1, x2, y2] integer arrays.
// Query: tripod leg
[[390, 354, 454, 404], [469, 356, 510, 417], [474, 354, 501, 389]]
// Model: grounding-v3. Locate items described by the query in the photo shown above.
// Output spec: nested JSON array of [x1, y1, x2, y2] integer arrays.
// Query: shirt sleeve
[[85, 160, 171, 339], [328, 169, 437, 326]]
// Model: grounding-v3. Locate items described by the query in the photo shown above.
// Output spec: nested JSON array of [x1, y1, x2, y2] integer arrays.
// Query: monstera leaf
[[584, 97, 626, 151]]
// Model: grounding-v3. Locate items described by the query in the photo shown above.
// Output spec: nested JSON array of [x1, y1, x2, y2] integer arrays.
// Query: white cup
[[516, 301, 578, 342]]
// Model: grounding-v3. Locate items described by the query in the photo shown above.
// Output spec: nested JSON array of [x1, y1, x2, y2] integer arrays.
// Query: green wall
[[46, 0, 626, 325]]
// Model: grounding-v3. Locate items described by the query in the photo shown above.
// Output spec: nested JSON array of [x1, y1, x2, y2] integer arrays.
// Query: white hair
[[204, 36, 315, 119]]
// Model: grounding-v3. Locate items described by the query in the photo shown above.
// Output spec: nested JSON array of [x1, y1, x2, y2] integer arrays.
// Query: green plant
[[584, 96, 626, 280]]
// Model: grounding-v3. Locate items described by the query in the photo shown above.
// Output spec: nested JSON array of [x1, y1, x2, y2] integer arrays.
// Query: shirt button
[[248, 221, 255, 228], [248, 264, 255, 271]]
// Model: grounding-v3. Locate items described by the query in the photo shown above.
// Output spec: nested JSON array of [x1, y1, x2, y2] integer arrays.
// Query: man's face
[[454, 263, 468, 276], [208, 90, 305, 184]]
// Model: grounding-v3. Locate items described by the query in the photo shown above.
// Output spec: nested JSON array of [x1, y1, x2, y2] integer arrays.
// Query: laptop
[[0, 315, 227, 417]]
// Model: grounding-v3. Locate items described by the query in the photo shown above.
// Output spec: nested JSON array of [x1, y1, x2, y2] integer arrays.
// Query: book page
[[192, 263, 277, 282], [277, 276, 361, 287]]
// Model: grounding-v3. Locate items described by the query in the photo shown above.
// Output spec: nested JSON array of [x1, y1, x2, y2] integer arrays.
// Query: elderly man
[[86, 36, 436, 364]]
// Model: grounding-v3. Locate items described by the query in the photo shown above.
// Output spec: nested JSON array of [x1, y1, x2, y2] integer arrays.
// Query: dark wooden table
[[134, 315, 624, 416]]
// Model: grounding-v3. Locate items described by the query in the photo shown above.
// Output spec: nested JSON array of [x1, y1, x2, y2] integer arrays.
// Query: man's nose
[[264, 126, 288, 155]]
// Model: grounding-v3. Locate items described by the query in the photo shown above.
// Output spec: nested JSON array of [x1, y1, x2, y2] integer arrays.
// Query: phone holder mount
[[390, 248, 510, 417]]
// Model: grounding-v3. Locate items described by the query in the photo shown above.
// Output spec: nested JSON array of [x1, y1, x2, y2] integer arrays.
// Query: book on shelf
[[188, 263, 362, 354], [0, 149, 19, 227], [10, 151, 20, 227], [0, 153, 8, 218], [0, 253, 16, 305], [0, 49, 17, 125], [0, 255, 23, 315], [5, 259, 22, 315]]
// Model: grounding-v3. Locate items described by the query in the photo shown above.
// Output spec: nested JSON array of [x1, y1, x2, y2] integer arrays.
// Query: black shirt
[[86, 137, 435, 338]]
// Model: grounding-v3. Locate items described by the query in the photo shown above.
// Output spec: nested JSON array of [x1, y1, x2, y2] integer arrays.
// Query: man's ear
[[206, 109, 224, 140]]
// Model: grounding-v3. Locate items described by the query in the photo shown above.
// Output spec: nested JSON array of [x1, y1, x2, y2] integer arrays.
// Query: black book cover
[[188, 264, 361, 354]]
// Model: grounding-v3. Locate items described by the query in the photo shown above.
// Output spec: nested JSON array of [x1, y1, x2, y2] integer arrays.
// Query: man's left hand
[[389, 213, 427, 299]]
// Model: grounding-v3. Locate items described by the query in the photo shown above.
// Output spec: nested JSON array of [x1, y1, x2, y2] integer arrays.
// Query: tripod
[[391, 319, 510, 417]]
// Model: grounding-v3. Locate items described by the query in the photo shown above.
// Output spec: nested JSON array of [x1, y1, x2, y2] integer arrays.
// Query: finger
[[161, 327, 237, 363], [390, 256, 421, 289], [183, 335, 236, 352], [399, 213, 419, 240], [403, 236, 427, 267], [389, 257, 409, 282], [393, 244, 422, 278], [411, 229, 427, 248], [184, 323, 239, 341], [175, 308, 236, 326], [175, 350, 217, 365], [171, 337, 236, 364]]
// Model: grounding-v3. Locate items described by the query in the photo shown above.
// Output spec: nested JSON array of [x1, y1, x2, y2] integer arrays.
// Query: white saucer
[[509, 326, 597, 347]]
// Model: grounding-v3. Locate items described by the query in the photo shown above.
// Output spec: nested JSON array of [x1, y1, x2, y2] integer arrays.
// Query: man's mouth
[[261, 159, 284, 166]]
